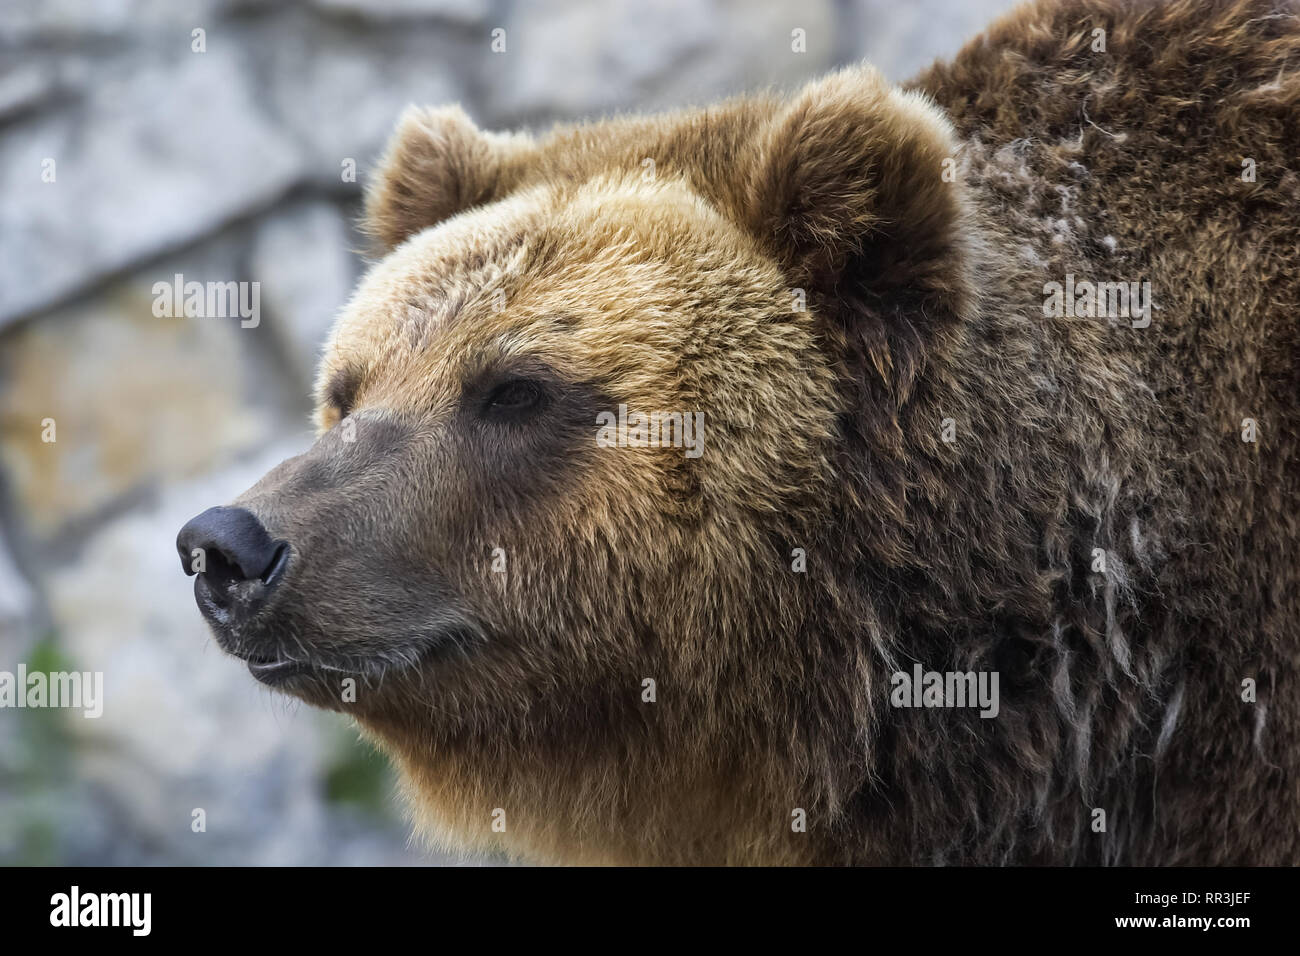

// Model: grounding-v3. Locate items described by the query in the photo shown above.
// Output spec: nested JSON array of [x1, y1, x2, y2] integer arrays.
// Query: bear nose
[[176, 506, 289, 609]]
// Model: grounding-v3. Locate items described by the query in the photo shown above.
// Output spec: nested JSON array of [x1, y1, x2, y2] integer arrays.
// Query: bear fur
[[207, 0, 1299, 865]]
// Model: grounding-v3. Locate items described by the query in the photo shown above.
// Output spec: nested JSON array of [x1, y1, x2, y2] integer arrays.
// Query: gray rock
[[843, 0, 1021, 81], [0, 227, 301, 549], [488, 0, 837, 122], [310, 0, 492, 23], [0, 530, 36, 656], [0, 46, 304, 326], [249, 199, 360, 390], [253, 14, 467, 189], [0, 0, 231, 44], [0, 52, 104, 125], [0, 62, 59, 121]]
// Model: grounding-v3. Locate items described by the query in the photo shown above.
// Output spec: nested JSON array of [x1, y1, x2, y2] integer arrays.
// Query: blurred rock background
[[0, 0, 1016, 865]]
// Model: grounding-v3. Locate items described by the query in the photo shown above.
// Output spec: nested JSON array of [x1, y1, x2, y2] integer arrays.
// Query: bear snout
[[175, 505, 291, 636]]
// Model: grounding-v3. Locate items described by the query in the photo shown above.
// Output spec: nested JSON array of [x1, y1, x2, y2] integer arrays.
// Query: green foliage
[[3, 632, 76, 864], [322, 727, 394, 814]]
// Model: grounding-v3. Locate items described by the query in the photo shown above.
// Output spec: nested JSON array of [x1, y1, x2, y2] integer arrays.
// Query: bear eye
[[481, 378, 547, 420], [325, 366, 362, 419]]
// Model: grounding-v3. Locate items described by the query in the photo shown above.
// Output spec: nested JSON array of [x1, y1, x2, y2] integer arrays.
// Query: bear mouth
[[235, 648, 368, 688], [243, 654, 312, 686], [231, 622, 479, 692]]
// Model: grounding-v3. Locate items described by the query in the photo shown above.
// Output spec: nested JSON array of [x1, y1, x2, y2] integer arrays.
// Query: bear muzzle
[[175, 505, 299, 683]]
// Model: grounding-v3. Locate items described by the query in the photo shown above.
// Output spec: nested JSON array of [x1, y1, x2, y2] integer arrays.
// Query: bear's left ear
[[742, 66, 973, 355], [363, 104, 534, 252]]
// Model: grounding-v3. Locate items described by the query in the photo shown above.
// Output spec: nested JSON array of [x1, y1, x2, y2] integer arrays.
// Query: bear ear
[[743, 66, 972, 341], [363, 104, 534, 252]]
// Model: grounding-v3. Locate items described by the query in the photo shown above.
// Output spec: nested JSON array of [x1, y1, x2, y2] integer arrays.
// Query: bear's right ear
[[363, 105, 534, 252]]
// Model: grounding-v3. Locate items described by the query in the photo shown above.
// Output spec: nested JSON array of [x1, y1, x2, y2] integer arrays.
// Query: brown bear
[[177, 0, 1299, 865]]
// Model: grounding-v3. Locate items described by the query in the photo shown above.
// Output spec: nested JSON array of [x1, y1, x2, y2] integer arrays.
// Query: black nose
[[176, 506, 289, 613]]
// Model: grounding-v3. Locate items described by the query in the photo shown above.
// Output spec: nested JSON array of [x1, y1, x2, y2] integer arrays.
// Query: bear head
[[177, 65, 974, 864]]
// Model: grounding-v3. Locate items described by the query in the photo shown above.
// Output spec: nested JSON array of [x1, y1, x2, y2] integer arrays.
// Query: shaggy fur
[[205, 0, 1298, 865]]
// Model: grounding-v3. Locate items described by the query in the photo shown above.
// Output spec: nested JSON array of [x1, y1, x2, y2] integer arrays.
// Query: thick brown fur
[[211, 0, 1299, 865]]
